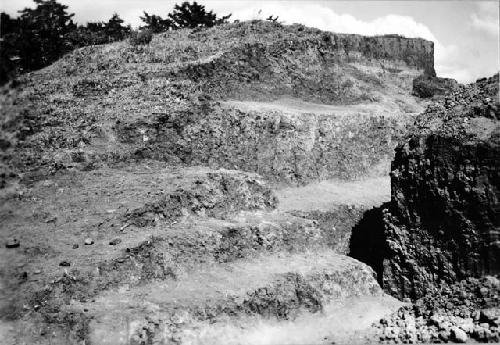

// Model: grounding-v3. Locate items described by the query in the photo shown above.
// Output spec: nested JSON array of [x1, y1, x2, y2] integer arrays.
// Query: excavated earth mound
[[0, 20, 454, 344]]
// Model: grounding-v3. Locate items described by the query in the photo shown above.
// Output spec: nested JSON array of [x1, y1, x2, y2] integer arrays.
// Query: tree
[[0, 1, 135, 85], [1, 12, 19, 35], [17, 0, 76, 68], [0, 0, 77, 84], [67, 22, 109, 47], [140, 12, 174, 33], [104, 13, 130, 42], [168, 2, 231, 29], [69, 14, 131, 47], [0, 12, 22, 84]]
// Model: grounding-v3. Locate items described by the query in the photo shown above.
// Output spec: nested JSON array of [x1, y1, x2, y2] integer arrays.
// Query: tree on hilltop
[[17, 0, 76, 68], [140, 12, 174, 33], [69, 14, 132, 48], [169, 1, 227, 28], [104, 13, 131, 41], [169, 1, 231, 28], [140, 2, 231, 32], [0, 12, 22, 83], [0, 0, 76, 84], [0, 0, 137, 85]]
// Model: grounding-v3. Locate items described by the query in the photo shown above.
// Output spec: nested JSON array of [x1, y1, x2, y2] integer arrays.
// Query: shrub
[[130, 30, 153, 46]]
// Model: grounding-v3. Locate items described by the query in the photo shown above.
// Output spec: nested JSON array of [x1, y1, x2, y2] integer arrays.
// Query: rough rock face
[[350, 74, 500, 300]]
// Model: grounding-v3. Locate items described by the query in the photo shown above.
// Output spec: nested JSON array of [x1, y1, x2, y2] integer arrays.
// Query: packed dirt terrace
[[1, 20, 485, 344], [0, 160, 398, 344]]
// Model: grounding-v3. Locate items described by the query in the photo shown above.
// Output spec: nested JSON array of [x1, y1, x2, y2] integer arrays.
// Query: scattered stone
[[451, 326, 467, 343], [84, 238, 94, 245], [480, 287, 489, 297], [438, 329, 450, 342], [59, 261, 70, 267], [5, 238, 20, 248], [480, 308, 500, 324], [44, 216, 57, 224], [33, 269, 42, 274], [375, 275, 500, 344], [73, 244, 79, 249], [480, 322, 490, 329], [41, 180, 54, 187], [120, 223, 130, 231], [109, 238, 122, 245]]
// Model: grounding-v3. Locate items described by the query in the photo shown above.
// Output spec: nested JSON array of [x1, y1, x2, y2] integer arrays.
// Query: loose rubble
[[374, 276, 500, 343]]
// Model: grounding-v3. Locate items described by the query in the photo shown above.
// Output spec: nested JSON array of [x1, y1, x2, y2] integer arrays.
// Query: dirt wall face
[[330, 33, 435, 74], [1, 21, 432, 185], [115, 102, 411, 185], [350, 74, 500, 300], [169, 30, 435, 104]]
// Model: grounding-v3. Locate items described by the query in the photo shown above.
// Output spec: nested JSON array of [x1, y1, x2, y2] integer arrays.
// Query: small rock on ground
[[84, 238, 94, 245], [451, 326, 468, 343], [5, 238, 20, 248]]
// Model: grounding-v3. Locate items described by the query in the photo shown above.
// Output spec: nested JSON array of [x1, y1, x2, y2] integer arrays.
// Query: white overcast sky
[[1, 0, 499, 83]]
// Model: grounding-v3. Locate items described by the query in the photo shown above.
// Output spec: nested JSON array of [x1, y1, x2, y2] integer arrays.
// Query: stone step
[[94, 211, 326, 291], [14, 211, 325, 320], [164, 295, 402, 345], [74, 250, 384, 344]]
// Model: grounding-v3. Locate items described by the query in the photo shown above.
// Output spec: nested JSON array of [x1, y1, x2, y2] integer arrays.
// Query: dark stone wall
[[383, 134, 500, 299], [350, 74, 500, 300]]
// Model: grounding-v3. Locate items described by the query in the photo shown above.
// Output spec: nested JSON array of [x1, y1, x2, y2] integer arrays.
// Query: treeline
[[0, 0, 231, 85]]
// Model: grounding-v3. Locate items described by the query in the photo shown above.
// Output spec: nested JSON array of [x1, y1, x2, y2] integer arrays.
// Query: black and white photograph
[[0, 0, 499, 344]]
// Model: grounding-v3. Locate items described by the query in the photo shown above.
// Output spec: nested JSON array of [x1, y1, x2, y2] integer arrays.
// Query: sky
[[1, 0, 498, 83]]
